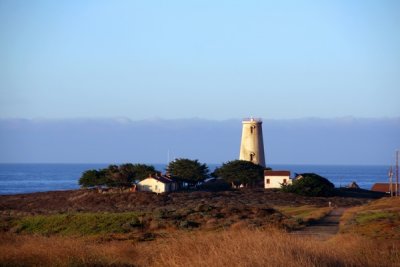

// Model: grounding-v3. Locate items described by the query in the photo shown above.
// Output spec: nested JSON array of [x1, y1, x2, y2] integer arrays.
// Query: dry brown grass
[[1, 229, 399, 267], [135, 230, 399, 267], [0, 233, 135, 266], [340, 197, 400, 239]]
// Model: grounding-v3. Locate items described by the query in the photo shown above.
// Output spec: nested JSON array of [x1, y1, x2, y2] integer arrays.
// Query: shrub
[[281, 173, 335, 197]]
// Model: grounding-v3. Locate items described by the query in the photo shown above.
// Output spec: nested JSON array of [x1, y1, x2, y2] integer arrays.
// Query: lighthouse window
[[250, 126, 256, 134], [250, 153, 255, 162]]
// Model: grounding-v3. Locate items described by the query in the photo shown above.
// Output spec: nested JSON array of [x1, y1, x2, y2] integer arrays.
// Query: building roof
[[347, 181, 360, 189], [371, 183, 392, 193], [264, 170, 290, 176], [155, 175, 175, 183]]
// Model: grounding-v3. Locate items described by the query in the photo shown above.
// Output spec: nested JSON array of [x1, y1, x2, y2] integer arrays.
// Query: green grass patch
[[340, 198, 400, 240], [355, 211, 399, 224], [276, 205, 331, 223], [15, 212, 143, 235]]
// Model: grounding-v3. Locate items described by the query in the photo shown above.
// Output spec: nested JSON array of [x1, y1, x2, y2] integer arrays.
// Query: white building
[[138, 174, 178, 193], [239, 118, 266, 167], [264, 170, 292, 189]]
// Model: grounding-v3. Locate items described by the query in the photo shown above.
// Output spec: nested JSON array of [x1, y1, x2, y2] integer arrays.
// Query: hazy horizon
[[1, 117, 398, 165]]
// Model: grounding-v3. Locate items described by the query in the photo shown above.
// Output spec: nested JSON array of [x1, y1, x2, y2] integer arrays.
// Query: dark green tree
[[127, 163, 157, 181], [212, 160, 264, 187], [281, 173, 335, 197], [78, 163, 157, 188], [106, 164, 132, 187], [167, 158, 209, 186], [78, 169, 106, 187]]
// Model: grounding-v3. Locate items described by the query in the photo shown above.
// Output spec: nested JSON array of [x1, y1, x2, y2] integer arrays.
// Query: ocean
[[0, 163, 392, 195]]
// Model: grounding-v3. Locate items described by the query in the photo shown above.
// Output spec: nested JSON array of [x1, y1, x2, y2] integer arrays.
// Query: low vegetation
[[1, 229, 399, 267], [1, 190, 397, 266], [4, 205, 290, 236], [0, 189, 370, 218], [340, 197, 400, 240], [282, 173, 335, 197], [14, 212, 142, 235], [275, 205, 333, 225]]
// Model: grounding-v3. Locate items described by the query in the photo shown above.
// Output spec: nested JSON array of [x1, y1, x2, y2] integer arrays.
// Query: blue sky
[[1, 0, 399, 120]]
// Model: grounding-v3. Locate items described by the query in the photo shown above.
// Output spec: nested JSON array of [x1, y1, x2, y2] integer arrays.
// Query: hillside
[[1, 190, 399, 266], [0, 188, 370, 215]]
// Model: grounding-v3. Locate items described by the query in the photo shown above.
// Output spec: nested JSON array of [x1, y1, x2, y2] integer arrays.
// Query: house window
[[283, 179, 287, 184], [155, 185, 158, 190], [266, 179, 270, 184]]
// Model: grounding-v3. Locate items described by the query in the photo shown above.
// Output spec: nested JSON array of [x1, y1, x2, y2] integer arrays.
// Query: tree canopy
[[167, 158, 209, 186], [78, 163, 157, 188], [78, 169, 107, 187], [119, 163, 157, 181], [281, 173, 335, 197], [212, 160, 265, 187]]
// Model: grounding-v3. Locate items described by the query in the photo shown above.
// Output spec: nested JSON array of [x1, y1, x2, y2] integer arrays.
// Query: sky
[[0, 0, 399, 120]]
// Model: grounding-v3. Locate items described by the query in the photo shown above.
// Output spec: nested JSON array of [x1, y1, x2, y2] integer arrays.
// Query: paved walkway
[[292, 207, 347, 240]]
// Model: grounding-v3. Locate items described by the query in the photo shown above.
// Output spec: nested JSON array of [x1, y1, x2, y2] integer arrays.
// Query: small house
[[264, 170, 291, 189], [138, 174, 178, 193], [346, 181, 360, 189], [371, 183, 392, 194]]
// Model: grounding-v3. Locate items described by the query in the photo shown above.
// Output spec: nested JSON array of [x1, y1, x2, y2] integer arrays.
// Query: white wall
[[239, 119, 266, 167], [264, 175, 291, 189], [138, 178, 167, 193]]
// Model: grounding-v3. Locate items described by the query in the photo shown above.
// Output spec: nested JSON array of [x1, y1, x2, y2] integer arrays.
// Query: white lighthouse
[[239, 118, 266, 167]]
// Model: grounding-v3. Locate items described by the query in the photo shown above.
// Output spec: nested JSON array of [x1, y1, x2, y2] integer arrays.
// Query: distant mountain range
[[0, 117, 399, 165]]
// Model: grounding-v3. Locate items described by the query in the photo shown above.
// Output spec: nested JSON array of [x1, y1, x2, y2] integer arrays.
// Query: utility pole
[[396, 150, 399, 197], [389, 166, 393, 197]]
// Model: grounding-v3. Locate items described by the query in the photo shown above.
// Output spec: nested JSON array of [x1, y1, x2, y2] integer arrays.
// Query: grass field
[[1, 229, 399, 267], [4, 205, 330, 236], [340, 197, 400, 240], [13, 212, 143, 235], [275, 205, 332, 223], [1, 192, 399, 266]]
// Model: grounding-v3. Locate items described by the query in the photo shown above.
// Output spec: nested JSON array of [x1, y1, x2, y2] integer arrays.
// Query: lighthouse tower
[[239, 118, 266, 167]]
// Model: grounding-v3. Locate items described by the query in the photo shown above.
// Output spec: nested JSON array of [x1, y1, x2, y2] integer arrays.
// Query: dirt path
[[292, 207, 347, 240]]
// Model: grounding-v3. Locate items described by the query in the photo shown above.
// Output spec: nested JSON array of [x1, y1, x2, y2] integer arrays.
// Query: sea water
[[0, 163, 391, 195]]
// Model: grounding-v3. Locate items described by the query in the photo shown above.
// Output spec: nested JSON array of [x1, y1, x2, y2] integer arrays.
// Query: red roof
[[264, 170, 290, 176], [371, 183, 392, 193]]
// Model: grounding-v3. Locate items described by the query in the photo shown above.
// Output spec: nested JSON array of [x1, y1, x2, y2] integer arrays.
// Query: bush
[[281, 173, 334, 197], [197, 178, 231, 191]]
